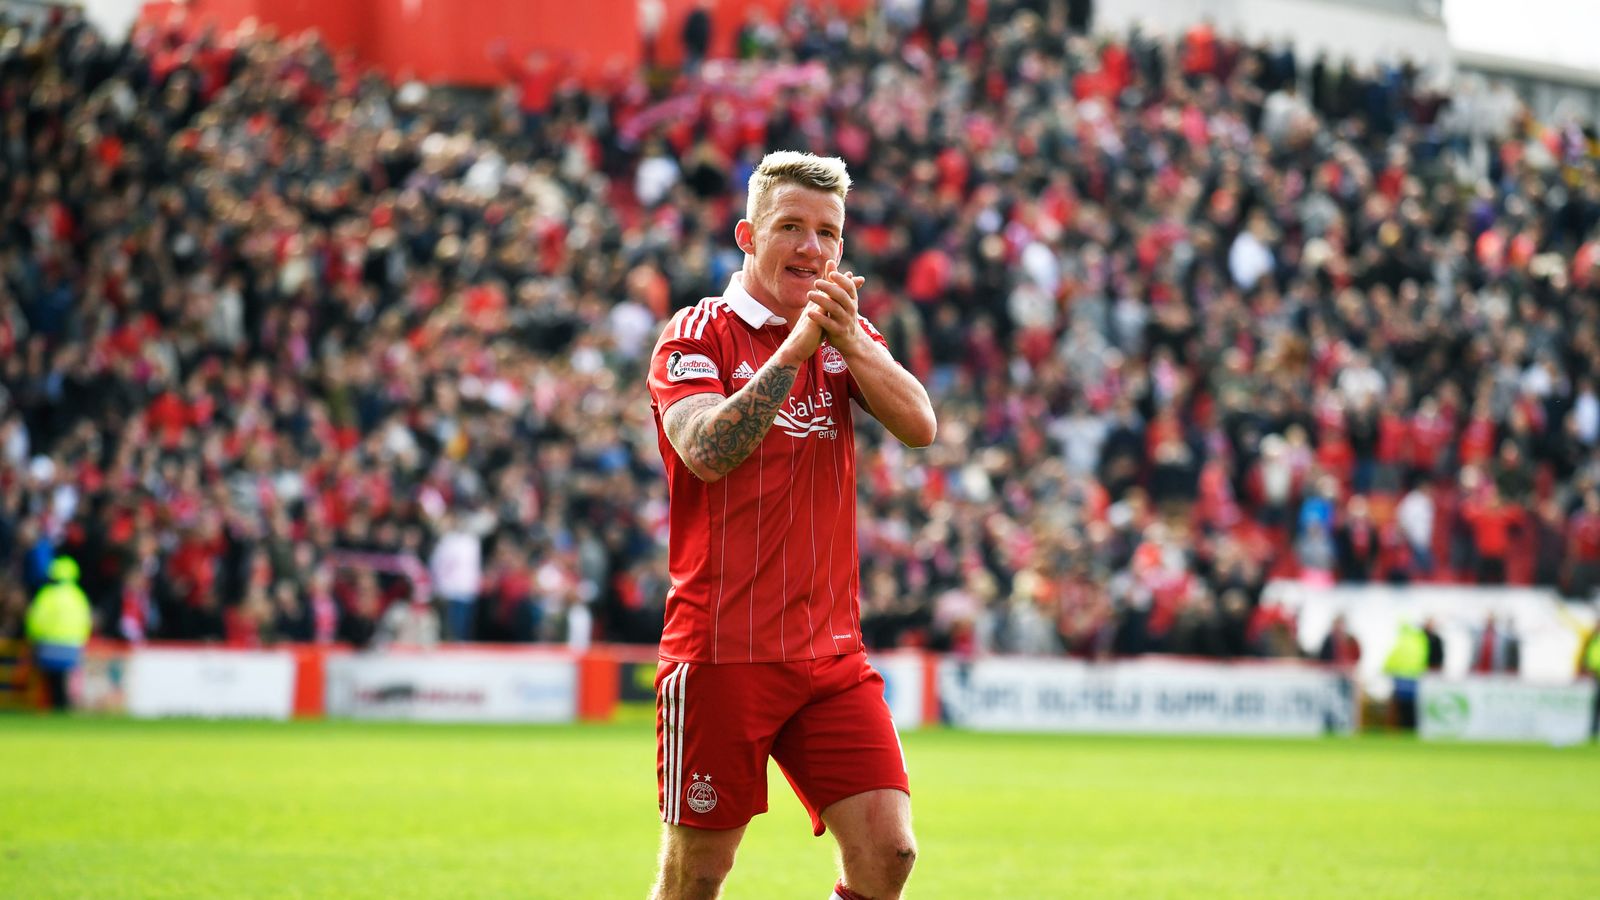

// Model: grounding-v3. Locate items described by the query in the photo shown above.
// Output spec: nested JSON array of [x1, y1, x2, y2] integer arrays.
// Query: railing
[[0, 639, 36, 710], [1336, 0, 1441, 20]]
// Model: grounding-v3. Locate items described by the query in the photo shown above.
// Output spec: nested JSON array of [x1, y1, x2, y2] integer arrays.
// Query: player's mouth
[[786, 265, 819, 279]]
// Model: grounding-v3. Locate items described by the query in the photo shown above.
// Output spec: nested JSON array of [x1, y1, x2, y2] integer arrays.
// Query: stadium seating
[[0, 4, 1597, 663]]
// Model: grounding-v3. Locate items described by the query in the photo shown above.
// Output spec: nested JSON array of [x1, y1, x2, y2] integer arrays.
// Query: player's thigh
[[655, 821, 747, 883], [656, 660, 800, 830], [770, 654, 909, 835]]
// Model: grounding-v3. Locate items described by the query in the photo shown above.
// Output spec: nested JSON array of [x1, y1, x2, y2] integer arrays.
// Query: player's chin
[[779, 287, 814, 316]]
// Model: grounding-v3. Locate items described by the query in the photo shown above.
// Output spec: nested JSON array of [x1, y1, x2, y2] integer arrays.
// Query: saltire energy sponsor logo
[[775, 389, 837, 439]]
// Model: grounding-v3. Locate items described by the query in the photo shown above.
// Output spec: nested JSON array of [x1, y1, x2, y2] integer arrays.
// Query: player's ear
[[735, 219, 755, 255]]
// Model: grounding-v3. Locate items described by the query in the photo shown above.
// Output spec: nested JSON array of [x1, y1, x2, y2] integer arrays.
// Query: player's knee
[[682, 870, 728, 898], [850, 838, 916, 894], [883, 840, 917, 885], [659, 846, 735, 897], [655, 863, 731, 900]]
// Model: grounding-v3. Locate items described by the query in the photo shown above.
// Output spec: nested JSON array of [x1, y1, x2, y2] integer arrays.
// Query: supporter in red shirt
[[1317, 614, 1361, 665], [489, 44, 562, 138], [1458, 398, 1498, 469], [1335, 496, 1381, 582], [1408, 396, 1454, 478], [1567, 490, 1600, 598], [1463, 484, 1524, 584], [1182, 21, 1217, 78]]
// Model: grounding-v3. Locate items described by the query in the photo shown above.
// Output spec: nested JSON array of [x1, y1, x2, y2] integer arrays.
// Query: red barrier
[[922, 652, 942, 727], [0, 639, 40, 711], [577, 650, 621, 722], [292, 646, 327, 719]]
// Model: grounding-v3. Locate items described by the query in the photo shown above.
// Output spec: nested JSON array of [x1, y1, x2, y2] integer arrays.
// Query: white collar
[[722, 272, 787, 329]]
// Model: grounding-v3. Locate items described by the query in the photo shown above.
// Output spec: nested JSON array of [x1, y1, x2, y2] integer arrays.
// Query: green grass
[[0, 717, 1596, 898]]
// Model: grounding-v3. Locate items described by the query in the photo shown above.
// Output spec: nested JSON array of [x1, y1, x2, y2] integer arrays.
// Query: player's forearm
[[669, 360, 801, 482], [846, 341, 936, 448]]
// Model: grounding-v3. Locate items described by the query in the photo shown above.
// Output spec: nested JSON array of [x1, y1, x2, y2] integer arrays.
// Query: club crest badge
[[686, 773, 718, 814], [821, 345, 848, 374]]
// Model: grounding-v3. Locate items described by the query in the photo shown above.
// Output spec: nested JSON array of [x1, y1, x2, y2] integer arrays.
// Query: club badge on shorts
[[686, 772, 718, 814]]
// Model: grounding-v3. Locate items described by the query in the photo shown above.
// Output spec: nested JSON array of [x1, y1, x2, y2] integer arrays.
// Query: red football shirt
[[647, 274, 890, 663]]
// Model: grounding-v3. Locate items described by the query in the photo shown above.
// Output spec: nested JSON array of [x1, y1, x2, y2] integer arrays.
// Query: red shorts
[[656, 651, 909, 835]]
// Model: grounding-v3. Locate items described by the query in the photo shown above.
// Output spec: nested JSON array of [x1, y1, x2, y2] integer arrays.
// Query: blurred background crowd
[[1, 1, 1598, 662]]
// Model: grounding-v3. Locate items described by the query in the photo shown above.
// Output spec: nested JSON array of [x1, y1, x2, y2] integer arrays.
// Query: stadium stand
[[0, 3, 1597, 663]]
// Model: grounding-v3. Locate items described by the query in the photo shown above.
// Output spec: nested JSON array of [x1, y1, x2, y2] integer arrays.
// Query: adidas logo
[[732, 361, 756, 380]]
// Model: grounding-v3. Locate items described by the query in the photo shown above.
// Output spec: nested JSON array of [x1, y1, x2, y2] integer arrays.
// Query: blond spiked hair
[[745, 151, 852, 226]]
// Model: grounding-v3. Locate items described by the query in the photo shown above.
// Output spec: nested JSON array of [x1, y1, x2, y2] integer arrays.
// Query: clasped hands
[[795, 258, 869, 358]]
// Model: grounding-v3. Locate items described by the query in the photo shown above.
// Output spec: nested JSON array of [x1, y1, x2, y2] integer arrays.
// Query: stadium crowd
[[1, 2, 1599, 662]]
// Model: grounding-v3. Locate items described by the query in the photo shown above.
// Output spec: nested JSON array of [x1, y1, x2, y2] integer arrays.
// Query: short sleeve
[[648, 310, 728, 415]]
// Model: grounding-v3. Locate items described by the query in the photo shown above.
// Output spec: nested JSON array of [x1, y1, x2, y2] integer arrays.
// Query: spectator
[[1422, 617, 1445, 672], [1384, 621, 1428, 730], [1567, 490, 1600, 599], [338, 570, 383, 651], [378, 597, 441, 648], [26, 556, 92, 711], [1583, 628, 1600, 740], [1335, 496, 1380, 583], [1318, 613, 1361, 666], [1471, 613, 1519, 674], [1463, 483, 1522, 584], [429, 513, 483, 642], [1395, 479, 1436, 577], [681, 1, 713, 72]]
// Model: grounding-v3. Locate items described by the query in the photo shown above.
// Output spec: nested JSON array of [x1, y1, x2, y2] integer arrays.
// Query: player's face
[[736, 184, 844, 320]]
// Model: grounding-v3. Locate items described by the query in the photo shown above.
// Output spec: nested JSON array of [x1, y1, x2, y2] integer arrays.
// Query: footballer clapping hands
[[804, 258, 869, 356]]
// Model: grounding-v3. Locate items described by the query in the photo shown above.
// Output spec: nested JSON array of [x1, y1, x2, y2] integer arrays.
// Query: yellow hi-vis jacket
[[1383, 624, 1429, 678], [26, 558, 92, 647]]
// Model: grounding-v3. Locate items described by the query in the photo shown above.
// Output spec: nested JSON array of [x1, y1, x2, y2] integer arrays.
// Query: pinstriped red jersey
[[647, 274, 889, 663]]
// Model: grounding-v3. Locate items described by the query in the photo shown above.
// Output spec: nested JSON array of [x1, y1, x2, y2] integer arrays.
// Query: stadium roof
[[1445, 0, 1600, 85]]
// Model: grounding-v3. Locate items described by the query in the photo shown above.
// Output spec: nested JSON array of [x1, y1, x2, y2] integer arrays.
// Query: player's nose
[[796, 229, 823, 257]]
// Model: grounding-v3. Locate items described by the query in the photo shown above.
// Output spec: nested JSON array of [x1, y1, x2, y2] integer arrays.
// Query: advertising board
[[127, 648, 296, 719], [325, 652, 577, 723], [939, 658, 1357, 736], [1418, 677, 1595, 745]]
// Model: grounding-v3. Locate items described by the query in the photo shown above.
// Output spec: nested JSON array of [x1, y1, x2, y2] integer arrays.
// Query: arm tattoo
[[666, 362, 799, 479]]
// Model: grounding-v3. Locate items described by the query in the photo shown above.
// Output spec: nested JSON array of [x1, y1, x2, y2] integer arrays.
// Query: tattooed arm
[[662, 316, 822, 483]]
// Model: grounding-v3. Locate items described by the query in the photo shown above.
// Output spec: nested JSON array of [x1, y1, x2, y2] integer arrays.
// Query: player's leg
[[770, 653, 916, 899], [822, 788, 916, 900], [651, 660, 801, 896], [43, 666, 69, 711], [649, 822, 745, 900]]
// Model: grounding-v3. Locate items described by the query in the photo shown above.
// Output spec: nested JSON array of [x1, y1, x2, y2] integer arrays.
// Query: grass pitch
[[1, 716, 1596, 898]]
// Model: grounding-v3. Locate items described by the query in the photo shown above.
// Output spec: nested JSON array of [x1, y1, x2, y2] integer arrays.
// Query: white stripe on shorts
[[662, 664, 678, 824], [660, 664, 690, 824], [674, 664, 689, 823]]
